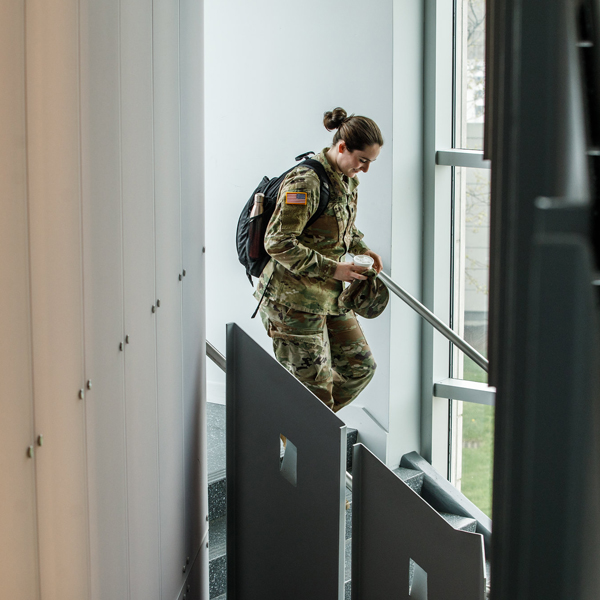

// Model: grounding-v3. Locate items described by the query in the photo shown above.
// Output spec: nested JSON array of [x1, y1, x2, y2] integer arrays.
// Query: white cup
[[353, 254, 374, 269]]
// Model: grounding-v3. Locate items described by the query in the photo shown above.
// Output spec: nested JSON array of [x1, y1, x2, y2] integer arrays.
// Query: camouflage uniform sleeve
[[264, 167, 339, 279], [348, 224, 370, 256]]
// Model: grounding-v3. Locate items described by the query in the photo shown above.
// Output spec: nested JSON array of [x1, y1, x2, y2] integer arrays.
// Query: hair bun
[[323, 107, 348, 131]]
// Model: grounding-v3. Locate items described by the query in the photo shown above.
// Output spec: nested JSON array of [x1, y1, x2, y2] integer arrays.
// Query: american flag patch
[[286, 192, 307, 205]]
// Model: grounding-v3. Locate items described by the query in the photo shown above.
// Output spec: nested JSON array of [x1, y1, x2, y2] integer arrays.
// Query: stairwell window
[[448, 0, 494, 517], [452, 166, 490, 385], [454, 0, 486, 152]]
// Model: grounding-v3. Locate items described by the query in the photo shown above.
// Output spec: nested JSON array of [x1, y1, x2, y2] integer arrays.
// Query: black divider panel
[[226, 323, 346, 600], [352, 444, 486, 600]]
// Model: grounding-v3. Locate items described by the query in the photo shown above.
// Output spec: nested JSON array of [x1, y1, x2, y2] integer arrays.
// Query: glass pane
[[450, 165, 492, 514], [454, 0, 486, 150], [450, 0, 493, 518], [453, 167, 490, 384], [451, 400, 494, 517]]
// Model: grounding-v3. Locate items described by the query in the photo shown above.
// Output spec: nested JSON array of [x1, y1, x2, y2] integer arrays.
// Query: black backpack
[[236, 152, 332, 285]]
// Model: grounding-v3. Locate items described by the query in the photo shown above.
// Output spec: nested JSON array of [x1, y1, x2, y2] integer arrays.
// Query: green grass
[[463, 356, 487, 384], [459, 357, 494, 517]]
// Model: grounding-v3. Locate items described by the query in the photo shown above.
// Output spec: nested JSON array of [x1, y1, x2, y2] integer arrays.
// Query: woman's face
[[335, 141, 381, 178]]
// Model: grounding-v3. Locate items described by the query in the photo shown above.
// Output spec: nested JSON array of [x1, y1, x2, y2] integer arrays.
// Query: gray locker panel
[[226, 324, 347, 600], [80, 0, 129, 597], [0, 3, 39, 597], [180, 0, 207, 564], [120, 0, 161, 598], [153, 0, 186, 595], [25, 1, 91, 598], [177, 543, 207, 600]]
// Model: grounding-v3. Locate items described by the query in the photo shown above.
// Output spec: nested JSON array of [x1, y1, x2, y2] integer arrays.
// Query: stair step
[[400, 451, 492, 557], [345, 484, 352, 539], [392, 466, 425, 494], [346, 427, 358, 472], [208, 473, 226, 521], [344, 537, 352, 599], [207, 402, 226, 473], [439, 512, 478, 532], [208, 402, 227, 521], [209, 555, 226, 599], [209, 515, 227, 560], [209, 515, 227, 599]]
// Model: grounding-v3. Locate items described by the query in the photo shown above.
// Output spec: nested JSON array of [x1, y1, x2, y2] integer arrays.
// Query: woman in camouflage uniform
[[255, 107, 383, 412]]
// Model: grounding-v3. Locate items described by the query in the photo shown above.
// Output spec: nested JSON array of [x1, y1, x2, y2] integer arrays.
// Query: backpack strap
[[249, 156, 331, 315], [251, 271, 274, 318], [300, 158, 331, 227], [295, 151, 315, 162]]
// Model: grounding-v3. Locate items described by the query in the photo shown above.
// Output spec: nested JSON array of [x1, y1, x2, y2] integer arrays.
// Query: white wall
[[205, 0, 396, 456], [0, 1, 206, 598], [387, 0, 425, 467]]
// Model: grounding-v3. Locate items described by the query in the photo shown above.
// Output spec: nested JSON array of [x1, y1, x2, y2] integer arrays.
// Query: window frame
[[422, 0, 494, 482]]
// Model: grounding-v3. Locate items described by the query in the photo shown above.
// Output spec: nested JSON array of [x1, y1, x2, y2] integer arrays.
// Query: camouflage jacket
[[253, 148, 370, 315]]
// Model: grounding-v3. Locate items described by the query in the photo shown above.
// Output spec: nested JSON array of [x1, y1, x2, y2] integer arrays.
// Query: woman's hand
[[364, 250, 383, 274], [333, 262, 368, 282]]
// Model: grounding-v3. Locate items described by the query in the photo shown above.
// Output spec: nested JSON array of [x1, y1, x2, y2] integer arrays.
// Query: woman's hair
[[323, 107, 384, 152]]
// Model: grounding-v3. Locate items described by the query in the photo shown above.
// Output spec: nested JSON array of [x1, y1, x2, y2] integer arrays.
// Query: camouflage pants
[[259, 299, 376, 412]]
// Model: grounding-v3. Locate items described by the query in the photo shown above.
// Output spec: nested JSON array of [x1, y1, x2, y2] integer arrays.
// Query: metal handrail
[[206, 270, 487, 494], [206, 273, 488, 373], [207, 340, 226, 372], [378, 271, 489, 373]]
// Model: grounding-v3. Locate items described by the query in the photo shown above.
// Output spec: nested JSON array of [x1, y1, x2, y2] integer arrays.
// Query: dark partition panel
[[487, 1, 600, 598], [226, 323, 347, 600], [352, 444, 486, 600]]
